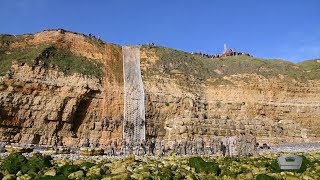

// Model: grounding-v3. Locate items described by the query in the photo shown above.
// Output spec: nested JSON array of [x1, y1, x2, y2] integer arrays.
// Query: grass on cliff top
[[298, 59, 320, 80], [0, 34, 27, 47], [0, 44, 49, 76], [142, 46, 319, 84], [0, 40, 104, 78], [42, 46, 104, 78]]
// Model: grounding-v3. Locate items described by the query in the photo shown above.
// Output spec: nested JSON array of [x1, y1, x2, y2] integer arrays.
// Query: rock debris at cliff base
[[0, 29, 320, 148]]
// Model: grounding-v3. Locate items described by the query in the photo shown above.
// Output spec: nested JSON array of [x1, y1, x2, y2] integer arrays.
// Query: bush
[[57, 164, 80, 177], [188, 157, 221, 175], [268, 159, 281, 173], [256, 174, 276, 180], [34, 175, 67, 180], [84, 175, 103, 180], [80, 161, 95, 170], [21, 153, 53, 174], [1, 152, 27, 174], [157, 167, 173, 180], [297, 155, 310, 173]]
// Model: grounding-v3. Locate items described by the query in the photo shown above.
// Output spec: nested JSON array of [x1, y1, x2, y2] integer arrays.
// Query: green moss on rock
[[256, 174, 276, 180], [21, 153, 52, 174], [188, 157, 221, 175], [0, 153, 27, 174]]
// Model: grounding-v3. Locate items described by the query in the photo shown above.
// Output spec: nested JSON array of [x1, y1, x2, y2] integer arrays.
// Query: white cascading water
[[122, 45, 145, 146]]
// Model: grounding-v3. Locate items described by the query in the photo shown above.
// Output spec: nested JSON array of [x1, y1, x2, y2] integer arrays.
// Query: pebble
[[2, 142, 320, 160], [258, 142, 320, 153]]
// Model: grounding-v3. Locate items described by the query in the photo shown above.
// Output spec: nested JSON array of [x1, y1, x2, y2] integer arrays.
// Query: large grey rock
[[17, 174, 32, 180], [87, 166, 102, 176], [68, 170, 84, 180], [2, 174, 16, 180], [44, 168, 57, 176]]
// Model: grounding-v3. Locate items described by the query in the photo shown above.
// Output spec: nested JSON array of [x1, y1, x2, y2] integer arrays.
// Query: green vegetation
[[42, 46, 104, 78], [56, 164, 80, 177], [298, 59, 320, 80], [1, 152, 27, 174], [21, 153, 52, 174], [0, 34, 104, 78], [79, 161, 95, 170], [0, 43, 104, 78], [256, 174, 276, 180], [1, 33, 319, 83], [142, 45, 320, 86], [0, 152, 320, 179], [0, 44, 50, 76], [188, 157, 221, 175], [0, 34, 26, 47], [34, 175, 67, 180]]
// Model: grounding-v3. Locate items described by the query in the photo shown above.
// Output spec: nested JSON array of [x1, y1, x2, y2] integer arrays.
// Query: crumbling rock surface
[[0, 29, 320, 147], [140, 49, 320, 145], [0, 30, 123, 147]]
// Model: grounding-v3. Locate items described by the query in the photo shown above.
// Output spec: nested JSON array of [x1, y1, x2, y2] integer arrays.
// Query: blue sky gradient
[[1, 0, 319, 62]]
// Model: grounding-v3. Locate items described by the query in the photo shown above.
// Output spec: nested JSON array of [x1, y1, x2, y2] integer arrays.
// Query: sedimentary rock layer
[[0, 29, 319, 146]]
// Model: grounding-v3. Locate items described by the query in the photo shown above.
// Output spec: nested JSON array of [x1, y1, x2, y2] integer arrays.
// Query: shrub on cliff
[[84, 175, 103, 180], [1, 152, 27, 174], [80, 161, 95, 171], [34, 175, 67, 180], [256, 174, 276, 180], [188, 157, 221, 175], [156, 167, 174, 180], [21, 153, 53, 174], [57, 164, 80, 177]]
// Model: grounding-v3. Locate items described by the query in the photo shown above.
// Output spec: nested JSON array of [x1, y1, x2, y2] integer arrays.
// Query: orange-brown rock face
[[141, 47, 320, 145], [0, 30, 123, 147], [1, 30, 320, 147]]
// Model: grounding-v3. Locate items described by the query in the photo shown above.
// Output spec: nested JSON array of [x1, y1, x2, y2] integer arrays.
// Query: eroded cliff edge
[[0, 29, 320, 147], [0, 30, 123, 147], [140, 46, 320, 145]]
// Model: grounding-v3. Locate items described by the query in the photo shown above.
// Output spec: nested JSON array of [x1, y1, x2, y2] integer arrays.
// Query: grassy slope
[[0, 35, 104, 78], [142, 46, 320, 85], [1, 33, 319, 82], [298, 59, 320, 80]]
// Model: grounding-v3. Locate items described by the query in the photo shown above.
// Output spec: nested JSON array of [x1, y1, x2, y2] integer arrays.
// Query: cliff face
[[0, 30, 320, 147], [143, 74, 320, 145], [0, 30, 124, 147], [141, 47, 320, 145]]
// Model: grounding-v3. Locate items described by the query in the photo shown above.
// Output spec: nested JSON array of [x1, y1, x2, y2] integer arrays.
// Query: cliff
[[0, 30, 123, 147], [141, 46, 320, 145], [0, 29, 319, 147]]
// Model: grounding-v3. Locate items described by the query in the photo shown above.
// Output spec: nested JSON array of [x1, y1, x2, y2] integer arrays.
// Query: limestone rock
[[16, 174, 32, 180], [1, 29, 320, 147], [68, 170, 84, 180], [86, 166, 102, 176], [2, 174, 16, 180], [44, 168, 56, 176]]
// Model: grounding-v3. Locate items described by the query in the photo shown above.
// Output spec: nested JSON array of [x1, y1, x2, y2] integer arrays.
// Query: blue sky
[[1, 0, 319, 62]]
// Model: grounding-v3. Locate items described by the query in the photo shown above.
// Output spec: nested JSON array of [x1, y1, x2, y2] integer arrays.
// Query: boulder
[[16, 174, 32, 180], [68, 170, 84, 180], [2, 174, 16, 180], [44, 168, 57, 176], [87, 166, 102, 176]]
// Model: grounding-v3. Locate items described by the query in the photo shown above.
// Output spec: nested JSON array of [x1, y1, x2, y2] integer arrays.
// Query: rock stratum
[[0, 29, 319, 147]]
